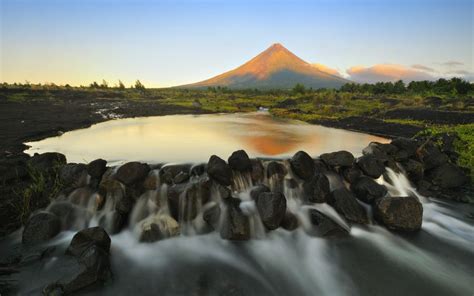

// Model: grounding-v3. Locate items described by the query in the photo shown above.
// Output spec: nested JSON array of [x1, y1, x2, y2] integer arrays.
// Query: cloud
[[411, 64, 435, 72], [446, 69, 471, 75], [311, 63, 342, 77], [440, 61, 464, 67], [346, 64, 434, 83]]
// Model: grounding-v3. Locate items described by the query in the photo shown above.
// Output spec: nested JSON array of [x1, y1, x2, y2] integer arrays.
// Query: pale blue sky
[[1, 0, 472, 86]]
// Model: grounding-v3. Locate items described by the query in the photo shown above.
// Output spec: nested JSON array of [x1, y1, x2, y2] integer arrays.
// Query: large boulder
[[426, 163, 468, 189], [250, 184, 270, 201], [66, 227, 111, 257], [329, 188, 368, 224], [86, 159, 107, 179], [303, 173, 330, 203], [266, 161, 287, 179], [356, 155, 385, 178], [290, 151, 315, 180], [362, 142, 397, 161], [115, 162, 150, 186], [417, 144, 449, 170], [255, 192, 287, 230], [320, 151, 354, 167], [341, 166, 362, 184], [391, 138, 418, 158], [351, 176, 387, 203], [202, 203, 221, 230], [280, 212, 299, 231], [374, 196, 423, 231], [159, 164, 191, 184], [27, 152, 66, 174], [60, 163, 89, 190], [207, 155, 233, 186], [400, 159, 424, 182], [22, 212, 61, 244], [308, 209, 348, 237], [139, 214, 180, 242], [250, 159, 264, 183], [220, 198, 250, 240], [228, 150, 252, 172]]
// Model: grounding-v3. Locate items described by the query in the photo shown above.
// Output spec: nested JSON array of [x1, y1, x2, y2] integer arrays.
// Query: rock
[[329, 188, 368, 224], [48, 202, 88, 230], [180, 180, 211, 221], [228, 150, 252, 172], [303, 173, 330, 203], [356, 155, 385, 178], [417, 144, 449, 170], [320, 151, 354, 167], [167, 183, 188, 220], [255, 192, 287, 230], [28, 152, 66, 174], [426, 163, 468, 189], [308, 209, 348, 237], [351, 176, 387, 203], [280, 212, 299, 231], [98, 210, 124, 235], [160, 164, 191, 184], [362, 142, 397, 161], [400, 159, 424, 182], [250, 159, 264, 183], [207, 155, 233, 186], [250, 184, 270, 200], [143, 170, 160, 190], [190, 163, 206, 176], [203, 203, 221, 230], [173, 171, 190, 184], [290, 151, 315, 180], [266, 161, 287, 178], [391, 138, 418, 157], [374, 196, 423, 231], [66, 227, 111, 257], [115, 162, 150, 186], [22, 212, 61, 244], [86, 159, 107, 179], [220, 198, 250, 240], [139, 214, 180, 242], [314, 159, 331, 174], [341, 166, 362, 184]]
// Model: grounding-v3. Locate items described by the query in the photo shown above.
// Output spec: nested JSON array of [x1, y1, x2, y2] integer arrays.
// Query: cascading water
[[2, 160, 473, 296]]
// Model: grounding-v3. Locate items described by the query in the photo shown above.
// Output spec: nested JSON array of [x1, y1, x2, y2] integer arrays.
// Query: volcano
[[179, 43, 349, 90]]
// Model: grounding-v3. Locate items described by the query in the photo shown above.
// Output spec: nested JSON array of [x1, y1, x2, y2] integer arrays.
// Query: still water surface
[[25, 112, 388, 164]]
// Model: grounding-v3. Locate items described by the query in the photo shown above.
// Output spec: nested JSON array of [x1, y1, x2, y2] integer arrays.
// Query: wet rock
[[418, 144, 449, 170], [314, 159, 331, 174], [115, 162, 150, 186], [160, 164, 191, 184], [266, 161, 287, 178], [207, 155, 233, 186], [250, 184, 270, 200], [426, 162, 468, 189], [173, 171, 190, 184], [362, 142, 397, 161], [290, 151, 315, 180], [22, 212, 61, 244], [391, 138, 418, 158], [374, 196, 423, 231], [308, 209, 348, 237], [351, 176, 388, 203], [98, 210, 124, 235], [167, 183, 188, 220], [255, 192, 287, 230], [320, 151, 354, 167], [139, 214, 180, 242], [280, 212, 299, 231], [203, 202, 221, 230], [303, 173, 330, 203], [180, 180, 211, 221], [341, 166, 362, 184], [228, 150, 252, 172], [28, 152, 66, 174], [356, 155, 385, 178], [400, 159, 424, 182], [250, 159, 264, 183], [48, 202, 88, 230], [215, 183, 232, 200], [329, 188, 368, 224], [143, 170, 160, 190], [190, 163, 206, 177], [68, 187, 95, 207], [66, 227, 111, 257], [220, 198, 250, 240], [86, 159, 107, 179]]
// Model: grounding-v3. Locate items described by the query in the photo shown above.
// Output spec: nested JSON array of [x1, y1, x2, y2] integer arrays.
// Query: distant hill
[[178, 43, 349, 90]]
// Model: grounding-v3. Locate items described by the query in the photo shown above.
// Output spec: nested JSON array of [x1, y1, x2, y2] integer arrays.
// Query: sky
[[1, 0, 473, 87]]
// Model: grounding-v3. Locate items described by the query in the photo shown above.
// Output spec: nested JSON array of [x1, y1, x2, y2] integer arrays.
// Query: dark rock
[[351, 176, 388, 203], [426, 162, 468, 189], [160, 164, 191, 184], [391, 138, 418, 157], [167, 183, 188, 220], [143, 170, 159, 190], [115, 162, 150, 186], [48, 202, 88, 230], [374, 196, 423, 231], [290, 151, 315, 180], [356, 155, 385, 178], [266, 161, 287, 178], [255, 192, 287, 230], [329, 188, 368, 224], [215, 183, 232, 200], [22, 212, 61, 244], [320, 151, 354, 167], [250, 184, 270, 200], [86, 159, 107, 179], [207, 155, 233, 186], [400, 159, 424, 182], [308, 209, 348, 237], [139, 214, 180, 242], [303, 173, 330, 203], [314, 159, 331, 174], [280, 212, 299, 231], [98, 210, 124, 235], [228, 150, 252, 172], [284, 178, 299, 189], [28, 152, 66, 173], [60, 163, 88, 189], [66, 227, 111, 257], [418, 144, 449, 170], [220, 198, 250, 240], [362, 142, 397, 161], [341, 166, 362, 184], [173, 171, 190, 184], [203, 203, 221, 230], [250, 159, 264, 183], [190, 163, 206, 176], [179, 179, 212, 221]]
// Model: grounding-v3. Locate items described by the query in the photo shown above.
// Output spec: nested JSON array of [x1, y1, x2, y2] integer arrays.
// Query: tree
[[134, 80, 145, 90], [118, 80, 125, 89], [292, 83, 306, 94], [393, 80, 406, 94], [89, 81, 99, 88], [100, 79, 109, 89]]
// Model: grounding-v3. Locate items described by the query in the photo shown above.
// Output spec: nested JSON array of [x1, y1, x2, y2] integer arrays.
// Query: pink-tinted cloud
[[411, 64, 435, 72], [311, 63, 342, 77], [346, 64, 433, 83]]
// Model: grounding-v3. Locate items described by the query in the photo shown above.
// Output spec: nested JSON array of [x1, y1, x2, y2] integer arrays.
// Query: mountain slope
[[179, 43, 349, 89]]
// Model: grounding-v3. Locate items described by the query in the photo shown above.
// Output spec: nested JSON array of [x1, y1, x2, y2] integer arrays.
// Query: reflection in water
[[25, 112, 388, 164]]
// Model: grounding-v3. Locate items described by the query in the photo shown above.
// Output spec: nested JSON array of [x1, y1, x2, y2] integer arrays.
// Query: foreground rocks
[[374, 196, 423, 231]]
